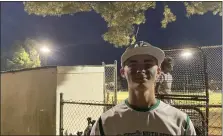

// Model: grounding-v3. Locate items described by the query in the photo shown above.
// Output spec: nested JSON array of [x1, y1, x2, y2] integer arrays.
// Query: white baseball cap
[[121, 41, 165, 67]]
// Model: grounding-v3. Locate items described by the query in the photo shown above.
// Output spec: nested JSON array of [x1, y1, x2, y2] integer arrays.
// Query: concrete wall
[[56, 66, 105, 135], [1, 67, 57, 135], [1, 66, 106, 135]]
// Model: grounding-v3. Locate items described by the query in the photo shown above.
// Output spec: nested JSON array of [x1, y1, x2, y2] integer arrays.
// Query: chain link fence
[[60, 97, 115, 136], [208, 105, 222, 135], [61, 101, 110, 135], [202, 46, 222, 93], [164, 47, 206, 94], [163, 45, 222, 95], [102, 61, 118, 105]]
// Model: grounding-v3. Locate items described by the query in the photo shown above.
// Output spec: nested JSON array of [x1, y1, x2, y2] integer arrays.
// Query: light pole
[[40, 46, 51, 66], [181, 50, 193, 93]]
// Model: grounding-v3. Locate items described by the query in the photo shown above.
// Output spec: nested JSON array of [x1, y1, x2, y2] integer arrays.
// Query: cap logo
[[139, 41, 144, 46], [131, 41, 148, 48]]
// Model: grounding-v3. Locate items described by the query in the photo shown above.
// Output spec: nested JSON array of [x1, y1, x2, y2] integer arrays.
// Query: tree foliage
[[23, 2, 222, 47], [6, 38, 41, 70]]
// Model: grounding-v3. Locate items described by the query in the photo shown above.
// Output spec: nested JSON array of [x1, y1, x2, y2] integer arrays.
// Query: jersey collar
[[125, 99, 160, 112]]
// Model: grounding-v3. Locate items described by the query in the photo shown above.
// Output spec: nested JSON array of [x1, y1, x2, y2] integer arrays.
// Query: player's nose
[[136, 64, 146, 73]]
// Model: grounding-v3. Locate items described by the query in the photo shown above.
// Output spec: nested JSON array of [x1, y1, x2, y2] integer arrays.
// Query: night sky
[[1, 2, 222, 67]]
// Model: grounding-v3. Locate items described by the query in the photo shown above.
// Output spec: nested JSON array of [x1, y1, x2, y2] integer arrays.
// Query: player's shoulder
[[100, 102, 128, 122], [160, 72, 165, 76], [158, 100, 187, 119]]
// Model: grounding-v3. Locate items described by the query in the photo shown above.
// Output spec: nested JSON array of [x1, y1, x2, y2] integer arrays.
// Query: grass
[[106, 91, 222, 135], [107, 91, 222, 105]]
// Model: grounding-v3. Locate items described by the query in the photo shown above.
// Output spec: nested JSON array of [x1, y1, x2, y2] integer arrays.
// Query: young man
[[90, 41, 196, 136], [156, 57, 174, 104]]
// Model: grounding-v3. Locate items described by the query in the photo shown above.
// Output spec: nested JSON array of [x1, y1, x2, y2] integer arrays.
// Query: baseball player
[[156, 57, 174, 104], [90, 41, 196, 136]]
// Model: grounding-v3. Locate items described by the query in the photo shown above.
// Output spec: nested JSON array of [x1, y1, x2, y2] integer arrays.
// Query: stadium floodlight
[[40, 46, 51, 66], [181, 50, 193, 60], [40, 46, 51, 53], [180, 49, 193, 93]]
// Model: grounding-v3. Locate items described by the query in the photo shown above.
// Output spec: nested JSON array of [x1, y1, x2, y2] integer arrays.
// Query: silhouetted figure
[[77, 131, 83, 136], [84, 117, 95, 136]]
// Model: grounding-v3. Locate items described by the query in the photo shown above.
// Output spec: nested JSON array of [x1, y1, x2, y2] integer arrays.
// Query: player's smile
[[131, 72, 151, 83]]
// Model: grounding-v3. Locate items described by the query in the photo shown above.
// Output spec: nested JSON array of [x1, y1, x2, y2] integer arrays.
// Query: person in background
[[156, 57, 174, 104]]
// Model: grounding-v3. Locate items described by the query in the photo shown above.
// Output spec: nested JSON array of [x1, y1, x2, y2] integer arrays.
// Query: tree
[[6, 38, 41, 70], [23, 2, 222, 47]]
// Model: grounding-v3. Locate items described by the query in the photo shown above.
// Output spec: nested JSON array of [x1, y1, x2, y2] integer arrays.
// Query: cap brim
[[121, 46, 165, 67]]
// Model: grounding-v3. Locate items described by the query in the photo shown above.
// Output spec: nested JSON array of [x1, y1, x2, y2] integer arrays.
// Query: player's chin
[[134, 77, 153, 83], [134, 79, 146, 83], [133, 77, 149, 82], [135, 83, 150, 91], [133, 80, 151, 88]]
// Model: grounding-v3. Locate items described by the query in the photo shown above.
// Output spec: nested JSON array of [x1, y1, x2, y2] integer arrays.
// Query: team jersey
[[90, 99, 196, 136], [157, 72, 173, 94]]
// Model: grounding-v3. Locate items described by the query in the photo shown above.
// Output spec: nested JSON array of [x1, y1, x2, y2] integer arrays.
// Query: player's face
[[121, 55, 161, 91], [164, 62, 173, 72]]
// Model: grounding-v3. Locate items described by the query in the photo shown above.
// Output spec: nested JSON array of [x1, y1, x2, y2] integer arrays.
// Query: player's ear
[[120, 67, 125, 78], [157, 66, 161, 75]]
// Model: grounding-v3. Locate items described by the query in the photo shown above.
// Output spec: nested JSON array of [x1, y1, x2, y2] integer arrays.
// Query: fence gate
[[59, 93, 116, 136]]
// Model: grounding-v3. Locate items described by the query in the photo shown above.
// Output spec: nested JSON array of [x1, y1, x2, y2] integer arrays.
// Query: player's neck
[[163, 70, 169, 74], [128, 88, 156, 108]]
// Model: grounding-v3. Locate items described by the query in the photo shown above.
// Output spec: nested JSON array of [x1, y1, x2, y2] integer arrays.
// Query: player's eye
[[128, 63, 137, 67], [144, 64, 153, 69]]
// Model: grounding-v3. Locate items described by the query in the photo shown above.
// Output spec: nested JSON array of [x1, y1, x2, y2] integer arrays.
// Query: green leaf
[[6, 38, 41, 70]]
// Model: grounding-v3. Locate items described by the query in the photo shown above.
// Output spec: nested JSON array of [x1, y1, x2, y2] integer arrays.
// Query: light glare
[[40, 46, 51, 53], [181, 50, 192, 59]]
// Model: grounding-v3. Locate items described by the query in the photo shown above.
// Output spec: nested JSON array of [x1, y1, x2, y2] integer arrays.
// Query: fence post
[[114, 60, 118, 105], [102, 62, 106, 104], [203, 52, 209, 136], [199, 47, 209, 136], [59, 93, 64, 136]]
